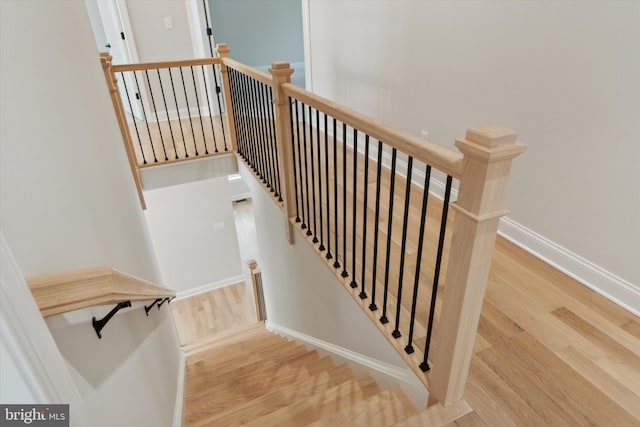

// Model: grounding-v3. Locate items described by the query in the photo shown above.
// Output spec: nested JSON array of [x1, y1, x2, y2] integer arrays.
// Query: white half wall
[[143, 177, 243, 296], [306, 0, 640, 309]]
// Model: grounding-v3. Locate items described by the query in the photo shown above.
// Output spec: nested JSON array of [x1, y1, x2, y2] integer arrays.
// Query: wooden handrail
[[112, 57, 221, 72], [100, 52, 146, 209], [281, 83, 464, 179], [28, 267, 175, 317], [221, 57, 273, 86]]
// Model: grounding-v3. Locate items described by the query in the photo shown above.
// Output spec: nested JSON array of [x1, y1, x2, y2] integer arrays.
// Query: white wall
[[144, 177, 243, 297], [0, 2, 182, 424], [125, 0, 199, 61], [85, 0, 108, 49], [46, 306, 181, 427], [306, 1, 640, 308], [0, 0, 160, 282]]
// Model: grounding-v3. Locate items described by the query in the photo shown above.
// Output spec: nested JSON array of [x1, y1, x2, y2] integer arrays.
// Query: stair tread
[[185, 337, 303, 381], [182, 322, 267, 355], [308, 387, 418, 427], [185, 328, 289, 365], [184, 353, 335, 423], [242, 374, 382, 427], [185, 347, 319, 401], [392, 399, 472, 427], [194, 363, 356, 426]]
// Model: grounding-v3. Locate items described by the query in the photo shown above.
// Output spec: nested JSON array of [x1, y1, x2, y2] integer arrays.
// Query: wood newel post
[[216, 43, 237, 152], [247, 259, 263, 321], [269, 62, 296, 244], [431, 125, 525, 406], [99, 52, 146, 210]]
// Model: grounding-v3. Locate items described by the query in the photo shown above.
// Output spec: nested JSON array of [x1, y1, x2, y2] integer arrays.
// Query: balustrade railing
[[219, 44, 525, 407], [101, 53, 236, 209], [103, 44, 525, 409]]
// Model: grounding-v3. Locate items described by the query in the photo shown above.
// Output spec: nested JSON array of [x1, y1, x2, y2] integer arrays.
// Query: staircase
[[182, 323, 420, 426]]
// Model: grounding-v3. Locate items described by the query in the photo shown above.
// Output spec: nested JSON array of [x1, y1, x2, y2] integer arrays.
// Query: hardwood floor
[[128, 114, 231, 166], [170, 282, 256, 349]]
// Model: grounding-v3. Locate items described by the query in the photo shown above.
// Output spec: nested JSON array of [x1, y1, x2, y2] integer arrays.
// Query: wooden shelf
[[28, 267, 175, 317]]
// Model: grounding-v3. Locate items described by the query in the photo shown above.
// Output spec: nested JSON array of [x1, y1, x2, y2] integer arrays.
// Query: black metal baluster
[[200, 65, 219, 153], [332, 118, 340, 269], [267, 86, 282, 201], [316, 109, 324, 251], [350, 128, 358, 288], [120, 74, 146, 164], [179, 67, 199, 156], [308, 106, 318, 243], [341, 123, 348, 278], [380, 148, 398, 324], [168, 68, 188, 158], [230, 70, 243, 158], [302, 104, 312, 236], [406, 165, 432, 354], [190, 66, 208, 155], [294, 100, 306, 228], [144, 70, 169, 161], [239, 73, 251, 164], [420, 175, 453, 372], [256, 80, 269, 185], [369, 140, 384, 312], [263, 83, 275, 192], [243, 74, 256, 172], [359, 135, 370, 300], [254, 79, 267, 184], [228, 69, 242, 157], [289, 99, 301, 221], [156, 69, 178, 160], [324, 113, 332, 260], [133, 71, 157, 163], [392, 156, 414, 338]]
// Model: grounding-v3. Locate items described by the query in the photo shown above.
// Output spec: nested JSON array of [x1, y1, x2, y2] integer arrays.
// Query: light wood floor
[[238, 137, 640, 425], [128, 114, 231, 166], [170, 282, 256, 349]]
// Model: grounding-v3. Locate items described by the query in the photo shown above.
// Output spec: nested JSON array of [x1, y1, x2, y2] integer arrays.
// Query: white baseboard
[[498, 217, 640, 317], [377, 153, 640, 316], [172, 351, 186, 427], [175, 274, 245, 300], [378, 156, 640, 317], [265, 322, 416, 384]]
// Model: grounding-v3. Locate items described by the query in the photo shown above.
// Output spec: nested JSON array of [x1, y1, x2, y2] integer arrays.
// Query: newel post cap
[[216, 43, 230, 56], [270, 61, 294, 78], [455, 125, 525, 161]]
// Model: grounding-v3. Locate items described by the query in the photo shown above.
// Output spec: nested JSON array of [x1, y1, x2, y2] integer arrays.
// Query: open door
[[95, 0, 144, 120]]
